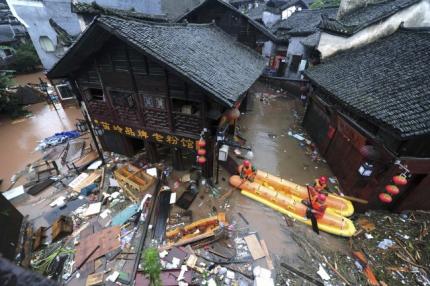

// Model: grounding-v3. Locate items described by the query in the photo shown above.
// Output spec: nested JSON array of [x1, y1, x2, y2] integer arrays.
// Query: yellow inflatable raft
[[239, 166, 354, 217], [230, 175, 356, 237]]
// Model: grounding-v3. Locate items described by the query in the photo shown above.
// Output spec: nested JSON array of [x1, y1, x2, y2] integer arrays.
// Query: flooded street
[[12, 71, 46, 86], [240, 83, 332, 185], [223, 83, 349, 267], [0, 102, 82, 192]]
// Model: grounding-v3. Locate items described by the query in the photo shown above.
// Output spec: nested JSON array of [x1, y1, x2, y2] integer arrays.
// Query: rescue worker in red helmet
[[240, 160, 256, 181], [311, 193, 327, 219], [314, 176, 329, 194]]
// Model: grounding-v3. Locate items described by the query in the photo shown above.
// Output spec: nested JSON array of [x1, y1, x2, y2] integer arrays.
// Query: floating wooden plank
[[260, 239, 274, 270], [244, 234, 265, 260]]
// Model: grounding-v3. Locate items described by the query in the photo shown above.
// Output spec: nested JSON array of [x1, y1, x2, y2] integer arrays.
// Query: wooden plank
[[260, 240, 274, 270], [244, 234, 265, 260], [70, 171, 101, 192], [75, 226, 121, 266], [86, 272, 104, 286]]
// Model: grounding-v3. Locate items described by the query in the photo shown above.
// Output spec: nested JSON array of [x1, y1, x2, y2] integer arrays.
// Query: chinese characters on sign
[[93, 120, 197, 150]]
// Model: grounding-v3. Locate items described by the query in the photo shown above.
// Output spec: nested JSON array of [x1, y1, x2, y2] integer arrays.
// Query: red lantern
[[379, 193, 392, 203], [393, 175, 407, 186], [197, 149, 206, 156], [197, 156, 206, 164], [385, 185, 399, 195], [198, 139, 206, 148]]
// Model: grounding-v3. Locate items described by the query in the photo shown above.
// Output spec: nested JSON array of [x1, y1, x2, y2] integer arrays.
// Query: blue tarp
[[36, 130, 80, 151]]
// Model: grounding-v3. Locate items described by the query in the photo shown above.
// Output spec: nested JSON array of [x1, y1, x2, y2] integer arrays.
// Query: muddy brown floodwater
[[12, 71, 46, 86], [0, 102, 83, 192]]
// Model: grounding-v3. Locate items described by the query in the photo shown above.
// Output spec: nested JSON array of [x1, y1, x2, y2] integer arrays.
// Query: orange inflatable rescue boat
[[238, 165, 354, 217], [229, 175, 356, 237]]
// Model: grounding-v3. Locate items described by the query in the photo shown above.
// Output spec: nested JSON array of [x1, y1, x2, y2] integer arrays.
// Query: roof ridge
[[176, 0, 281, 42], [97, 15, 215, 28]]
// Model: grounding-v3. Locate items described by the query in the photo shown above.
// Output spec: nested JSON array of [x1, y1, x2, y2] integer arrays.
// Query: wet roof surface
[[305, 28, 430, 137], [320, 0, 420, 35], [49, 16, 265, 107], [271, 8, 338, 35]]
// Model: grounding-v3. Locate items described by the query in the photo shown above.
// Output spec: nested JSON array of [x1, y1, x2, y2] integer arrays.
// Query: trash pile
[[276, 211, 430, 286], [351, 211, 430, 285]]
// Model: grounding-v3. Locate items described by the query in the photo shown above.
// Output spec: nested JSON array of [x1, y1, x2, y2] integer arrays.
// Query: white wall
[[318, 0, 430, 58], [282, 6, 301, 20], [7, 0, 82, 70], [285, 36, 306, 79], [262, 11, 281, 27]]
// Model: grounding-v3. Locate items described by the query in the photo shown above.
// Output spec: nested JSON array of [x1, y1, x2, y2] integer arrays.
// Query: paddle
[[306, 185, 319, 234]]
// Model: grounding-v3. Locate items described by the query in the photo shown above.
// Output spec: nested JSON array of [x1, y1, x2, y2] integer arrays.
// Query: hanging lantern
[[197, 149, 206, 156], [197, 139, 206, 148], [385, 185, 399, 196], [393, 175, 407, 186], [197, 156, 206, 164], [379, 193, 392, 203], [327, 126, 335, 139], [358, 162, 374, 177]]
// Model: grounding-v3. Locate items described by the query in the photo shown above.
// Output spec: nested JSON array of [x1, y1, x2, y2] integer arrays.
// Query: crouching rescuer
[[240, 160, 256, 181]]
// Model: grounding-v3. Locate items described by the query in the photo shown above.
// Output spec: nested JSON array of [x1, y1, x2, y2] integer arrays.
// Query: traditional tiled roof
[[271, 8, 337, 35], [0, 24, 15, 43], [246, 0, 308, 19], [72, 2, 169, 22], [271, 7, 336, 42], [161, 0, 204, 19], [276, 0, 308, 10], [48, 16, 265, 107], [177, 0, 281, 42], [300, 31, 320, 46], [246, 3, 267, 20], [305, 28, 430, 138], [320, 0, 420, 36]]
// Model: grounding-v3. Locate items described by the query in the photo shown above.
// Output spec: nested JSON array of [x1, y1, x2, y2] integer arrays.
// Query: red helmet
[[317, 193, 327, 201], [243, 160, 251, 167], [319, 176, 327, 184]]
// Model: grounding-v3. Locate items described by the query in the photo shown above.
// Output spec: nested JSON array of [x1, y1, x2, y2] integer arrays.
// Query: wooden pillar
[[203, 138, 214, 178], [146, 141, 159, 163], [172, 147, 184, 171]]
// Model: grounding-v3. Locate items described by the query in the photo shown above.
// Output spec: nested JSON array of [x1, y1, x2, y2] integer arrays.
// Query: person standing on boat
[[311, 193, 327, 219], [240, 160, 256, 181]]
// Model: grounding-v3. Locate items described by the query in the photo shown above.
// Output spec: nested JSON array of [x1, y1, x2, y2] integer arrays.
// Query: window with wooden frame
[[171, 98, 201, 116], [143, 96, 166, 110], [109, 90, 135, 108], [85, 88, 104, 101]]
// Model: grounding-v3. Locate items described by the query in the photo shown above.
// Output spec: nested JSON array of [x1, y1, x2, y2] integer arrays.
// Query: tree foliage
[[0, 72, 27, 118], [310, 0, 341, 9], [14, 42, 40, 73], [142, 247, 162, 286]]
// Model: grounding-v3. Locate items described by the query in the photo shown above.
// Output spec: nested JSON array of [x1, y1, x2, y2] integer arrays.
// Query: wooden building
[[303, 27, 430, 211], [47, 16, 265, 177], [177, 0, 287, 64]]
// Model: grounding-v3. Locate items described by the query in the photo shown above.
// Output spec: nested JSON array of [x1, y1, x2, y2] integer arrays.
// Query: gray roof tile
[[305, 28, 430, 138], [49, 16, 265, 107], [271, 7, 337, 35], [320, 0, 420, 35]]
